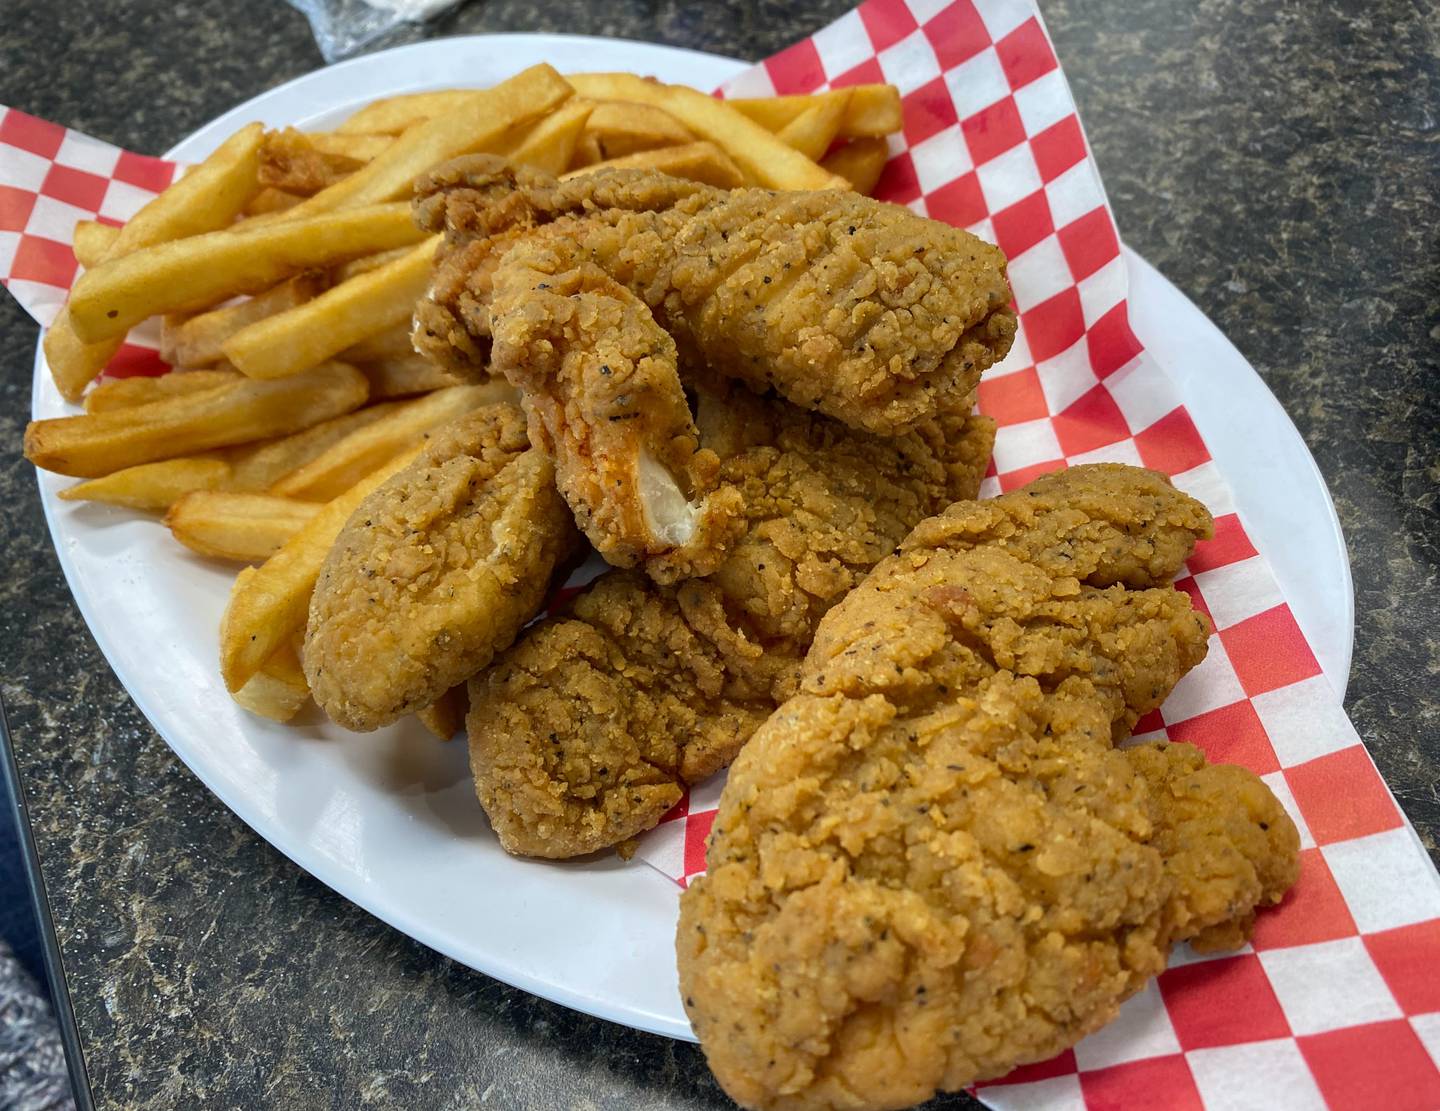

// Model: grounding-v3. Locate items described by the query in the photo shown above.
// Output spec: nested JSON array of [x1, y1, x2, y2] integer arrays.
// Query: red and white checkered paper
[[0, 112, 178, 378], [3, 3, 1439, 1106]]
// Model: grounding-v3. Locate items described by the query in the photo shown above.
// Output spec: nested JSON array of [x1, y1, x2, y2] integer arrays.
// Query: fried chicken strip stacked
[[466, 380, 996, 858], [304, 404, 581, 732], [414, 157, 1016, 573], [677, 465, 1300, 1111]]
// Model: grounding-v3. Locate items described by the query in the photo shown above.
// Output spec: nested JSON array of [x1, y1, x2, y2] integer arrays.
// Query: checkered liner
[[2, 2, 1438, 1105], [0, 112, 177, 377]]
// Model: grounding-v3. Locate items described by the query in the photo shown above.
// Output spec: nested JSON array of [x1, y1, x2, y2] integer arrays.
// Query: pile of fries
[[24, 64, 903, 729]]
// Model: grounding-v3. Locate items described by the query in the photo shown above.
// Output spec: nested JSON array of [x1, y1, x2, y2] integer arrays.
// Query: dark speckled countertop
[[1, 2, 1436, 1108]]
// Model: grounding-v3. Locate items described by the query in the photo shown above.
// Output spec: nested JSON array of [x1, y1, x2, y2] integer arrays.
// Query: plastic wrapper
[[283, 0, 464, 62]]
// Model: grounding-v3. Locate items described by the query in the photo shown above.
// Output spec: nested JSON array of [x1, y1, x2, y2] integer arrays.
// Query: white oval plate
[[30, 34, 1352, 1042]]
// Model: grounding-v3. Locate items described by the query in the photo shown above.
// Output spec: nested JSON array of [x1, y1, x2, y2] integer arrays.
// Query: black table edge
[[0, 691, 97, 1111]]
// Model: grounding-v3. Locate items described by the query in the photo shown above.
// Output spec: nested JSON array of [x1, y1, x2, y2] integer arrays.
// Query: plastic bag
[[284, 0, 465, 63]]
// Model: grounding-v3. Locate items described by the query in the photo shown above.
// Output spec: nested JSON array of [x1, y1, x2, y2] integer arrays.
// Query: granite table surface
[[1, 0, 1436, 1107]]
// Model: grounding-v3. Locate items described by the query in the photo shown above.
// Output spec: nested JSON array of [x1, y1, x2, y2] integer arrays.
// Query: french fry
[[569, 131, 604, 168], [341, 326, 413, 363], [270, 383, 509, 500], [231, 635, 310, 722], [219, 446, 420, 692], [275, 65, 572, 221], [416, 684, 468, 740], [226, 404, 402, 490], [73, 221, 120, 269], [355, 354, 462, 399], [48, 117, 261, 398], [41, 317, 124, 402], [161, 274, 329, 368], [108, 123, 265, 258], [245, 187, 306, 216], [730, 85, 903, 139], [67, 203, 422, 342], [566, 74, 846, 190], [581, 99, 693, 160], [307, 131, 393, 163], [59, 457, 232, 511], [562, 140, 744, 189], [775, 90, 851, 161], [43, 118, 264, 400], [37, 120, 271, 398], [498, 99, 595, 175], [24, 362, 369, 478], [84, 368, 241, 413], [335, 89, 476, 136], [821, 136, 890, 196], [54, 398, 400, 506], [223, 236, 439, 380], [167, 491, 322, 561], [333, 246, 411, 283]]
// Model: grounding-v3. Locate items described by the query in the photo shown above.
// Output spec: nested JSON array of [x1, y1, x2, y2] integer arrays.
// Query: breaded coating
[[412, 157, 1014, 575], [304, 404, 580, 732], [466, 383, 997, 858], [412, 158, 711, 379], [415, 157, 1016, 436], [678, 465, 1299, 1111]]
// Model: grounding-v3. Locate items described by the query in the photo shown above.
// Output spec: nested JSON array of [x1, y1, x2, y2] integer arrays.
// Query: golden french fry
[[821, 136, 891, 195], [341, 325, 413, 363], [68, 203, 422, 342], [167, 491, 322, 561], [84, 368, 241, 413], [582, 99, 694, 159], [775, 90, 851, 161], [566, 74, 846, 190], [226, 404, 401, 490], [730, 85, 903, 139], [416, 684, 468, 740], [24, 362, 369, 478], [223, 236, 439, 380], [231, 635, 310, 722], [59, 456, 232, 511], [562, 140, 744, 189], [569, 130, 604, 168], [270, 383, 510, 500], [73, 221, 120, 269], [306, 131, 394, 163], [108, 123, 265, 258], [41, 315, 124, 402], [219, 447, 420, 692], [335, 89, 476, 136], [63, 409, 395, 507], [245, 187, 306, 216], [499, 99, 595, 175], [355, 354, 461, 399], [49, 123, 287, 398], [162, 274, 329, 368], [333, 247, 412, 284], [275, 65, 572, 222], [158, 312, 187, 363]]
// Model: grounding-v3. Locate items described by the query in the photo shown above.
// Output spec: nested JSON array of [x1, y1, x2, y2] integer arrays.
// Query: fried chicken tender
[[413, 156, 1015, 574], [304, 404, 580, 732], [465, 382, 997, 858], [677, 465, 1300, 1111], [488, 245, 744, 580]]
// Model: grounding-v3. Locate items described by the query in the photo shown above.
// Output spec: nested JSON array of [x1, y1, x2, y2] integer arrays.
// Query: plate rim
[[26, 32, 1354, 1043]]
